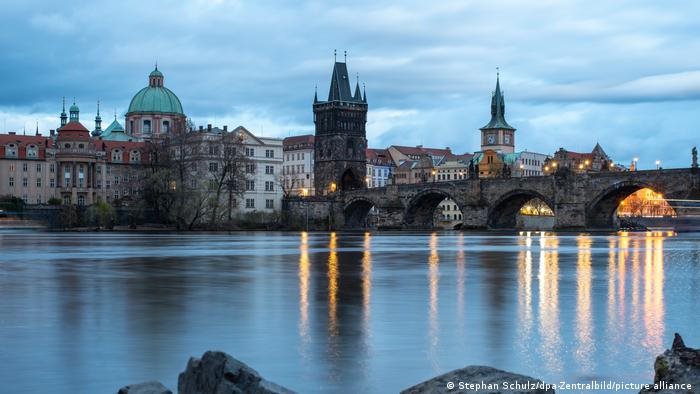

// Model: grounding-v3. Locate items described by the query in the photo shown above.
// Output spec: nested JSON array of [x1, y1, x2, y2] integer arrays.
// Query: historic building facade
[[365, 148, 393, 188], [125, 67, 186, 139], [313, 60, 368, 194], [283, 134, 315, 196]]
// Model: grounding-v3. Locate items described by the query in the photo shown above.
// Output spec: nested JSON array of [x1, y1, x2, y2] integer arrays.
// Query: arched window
[[26, 144, 38, 158], [143, 120, 152, 133], [130, 150, 140, 162], [6, 143, 17, 158], [162, 120, 170, 133], [112, 149, 122, 162]]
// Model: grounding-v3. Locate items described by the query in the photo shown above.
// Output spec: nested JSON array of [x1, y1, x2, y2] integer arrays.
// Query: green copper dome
[[127, 67, 184, 115]]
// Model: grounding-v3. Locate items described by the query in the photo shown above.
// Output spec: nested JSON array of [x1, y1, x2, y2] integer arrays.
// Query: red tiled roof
[[0, 133, 51, 159], [391, 145, 451, 156], [283, 134, 314, 150], [366, 148, 393, 165], [100, 140, 148, 163], [57, 121, 91, 141]]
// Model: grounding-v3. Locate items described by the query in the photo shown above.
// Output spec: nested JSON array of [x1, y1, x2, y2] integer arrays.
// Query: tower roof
[[328, 62, 353, 102], [480, 73, 515, 130], [127, 67, 184, 115]]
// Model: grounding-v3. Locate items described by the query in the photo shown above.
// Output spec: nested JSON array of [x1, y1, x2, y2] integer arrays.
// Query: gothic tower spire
[[60, 97, 67, 127], [479, 70, 516, 153]]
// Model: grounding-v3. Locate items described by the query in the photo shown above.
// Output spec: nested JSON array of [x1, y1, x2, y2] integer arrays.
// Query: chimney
[[199, 125, 204, 131], [207, 124, 212, 132], [223, 125, 228, 132]]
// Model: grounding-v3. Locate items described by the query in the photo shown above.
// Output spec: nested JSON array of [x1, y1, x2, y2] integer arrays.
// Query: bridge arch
[[488, 189, 555, 229], [344, 197, 378, 228], [404, 188, 458, 228], [586, 180, 667, 229]]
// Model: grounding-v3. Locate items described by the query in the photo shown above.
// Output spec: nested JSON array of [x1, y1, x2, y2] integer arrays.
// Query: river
[[0, 230, 698, 393]]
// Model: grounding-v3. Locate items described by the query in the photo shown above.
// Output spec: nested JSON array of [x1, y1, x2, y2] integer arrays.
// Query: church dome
[[127, 67, 184, 116]]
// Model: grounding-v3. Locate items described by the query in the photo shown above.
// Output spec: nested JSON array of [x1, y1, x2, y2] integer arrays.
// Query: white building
[[282, 134, 314, 196], [237, 127, 283, 212], [513, 151, 549, 177], [366, 148, 393, 188]]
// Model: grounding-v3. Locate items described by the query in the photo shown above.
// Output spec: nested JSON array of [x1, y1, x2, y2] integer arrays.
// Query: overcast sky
[[1, 0, 699, 168]]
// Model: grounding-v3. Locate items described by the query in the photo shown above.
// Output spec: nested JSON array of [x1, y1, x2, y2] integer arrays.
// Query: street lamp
[[431, 169, 437, 183], [655, 160, 661, 170]]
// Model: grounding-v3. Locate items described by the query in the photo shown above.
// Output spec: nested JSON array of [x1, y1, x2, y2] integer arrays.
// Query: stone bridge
[[328, 168, 699, 230]]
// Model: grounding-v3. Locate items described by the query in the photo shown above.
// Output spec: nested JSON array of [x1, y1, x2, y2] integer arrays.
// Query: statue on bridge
[[693, 146, 698, 168], [468, 160, 476, 179]]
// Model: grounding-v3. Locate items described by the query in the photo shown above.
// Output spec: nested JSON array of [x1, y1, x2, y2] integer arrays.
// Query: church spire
[[60, 97, 67, 127], [93, 100, 103, 136], [353, 73, 362, 101], [314, 85, 318, 104], [481, 70, 514, 131]]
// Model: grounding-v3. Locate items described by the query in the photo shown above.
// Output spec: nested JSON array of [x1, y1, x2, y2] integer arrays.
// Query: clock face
[[487, 135, 495, 144], [504, 135, 510, 144]]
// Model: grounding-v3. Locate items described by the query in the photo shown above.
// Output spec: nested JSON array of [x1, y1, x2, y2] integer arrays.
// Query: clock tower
[[479, 73, 515, 153]]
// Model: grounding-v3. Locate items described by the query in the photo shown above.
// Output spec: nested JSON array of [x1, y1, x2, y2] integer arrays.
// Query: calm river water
[[0, 230, 698, 393]]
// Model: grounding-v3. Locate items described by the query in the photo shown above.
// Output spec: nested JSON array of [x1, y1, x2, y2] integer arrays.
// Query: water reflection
[[576, 235, 594, 372], [428, 232, 440, 371], [298, 232, 310, 348], [538, 234, 561, 373], [0, 230, 695, 394], [517, 232, 533, 358], [327, 232, 339, 347], [362, 232, 372, 344]]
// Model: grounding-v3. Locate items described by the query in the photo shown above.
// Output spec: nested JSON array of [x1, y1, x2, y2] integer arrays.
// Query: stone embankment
[[400, 365, 554, 394], [117, 351, 295, 394], [119, 334, 698, 393], [640, 333, 699, 394]]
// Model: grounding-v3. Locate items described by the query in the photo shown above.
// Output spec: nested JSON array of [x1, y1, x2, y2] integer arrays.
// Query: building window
[[246, 163, 255, 174], [36, 178, 41, 187], [6, 144, 17, 158], [8, 177, 14, 187], [245, 180, 255, 191], [77, 195, 85, 206], [22, 177, 28, 187], [265, 149, 274, 158], [162, 120, 170, 133], [143, 120, 151, 133], [27, 145, 38, 158], [50, 178, 55, 188], [245, 148, 254, 157], [265, 181, 274, 191], [130, 120, 134, 132], [9, 163, 15, 171], [130, 150, 140, 162], [63, 195, 71, 205], [106, 180, 111, 189], [265, 165, 274, 174], [22, 163, 28, 172], [191, 179, 197, 188], [245, 198, 255, 208], [114, 176, 119, 186], [265, 199, 274, 209], [112, 149, 122, 162], [209, 162, 218, 172]]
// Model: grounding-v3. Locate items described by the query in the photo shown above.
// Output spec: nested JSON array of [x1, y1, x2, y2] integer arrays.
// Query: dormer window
[[6, 143, 17, 158], [112, 149, 123, 162], [26, 145, 38, 158]]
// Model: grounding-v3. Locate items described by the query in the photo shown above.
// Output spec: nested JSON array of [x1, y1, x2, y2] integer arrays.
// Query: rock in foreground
[[401, 365, 554, 394], [178, 351, 296, 394], [640, 333, 699, 394], [117, 381, 172, 394]]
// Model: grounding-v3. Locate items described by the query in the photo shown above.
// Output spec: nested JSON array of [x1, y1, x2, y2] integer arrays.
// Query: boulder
[[116, 381, 172, 394], [177, 351, 296, 394], [401, 365, 554, 394], [640, 333, 699, 393]]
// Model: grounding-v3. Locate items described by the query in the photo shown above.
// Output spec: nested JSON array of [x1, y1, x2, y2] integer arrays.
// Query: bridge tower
[[313, 54, 368, 194], [480, 72, 516, 153]]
